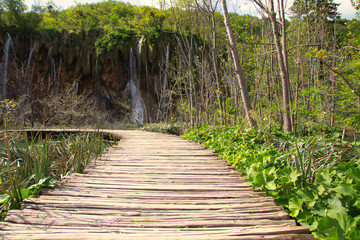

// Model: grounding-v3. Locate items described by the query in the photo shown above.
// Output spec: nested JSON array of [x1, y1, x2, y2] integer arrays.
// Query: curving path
[[0, 130, 314, 239]]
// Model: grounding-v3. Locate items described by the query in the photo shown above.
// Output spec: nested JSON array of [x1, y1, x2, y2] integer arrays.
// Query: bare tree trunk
[[269, 1, 291, 132], [278, 0, 294, 132], [254, 0, 291, 132], [220, 0, 257, 128], [210, 8, 224, 125]]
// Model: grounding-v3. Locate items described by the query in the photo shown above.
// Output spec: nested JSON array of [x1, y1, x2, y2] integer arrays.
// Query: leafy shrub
[[140, 122, 188, 135], [95, 28, 135, 55], [184, 125, 360, 239]]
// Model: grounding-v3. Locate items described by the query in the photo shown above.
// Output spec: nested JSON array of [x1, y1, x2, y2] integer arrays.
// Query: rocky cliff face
[[0, 29, 173, 125]]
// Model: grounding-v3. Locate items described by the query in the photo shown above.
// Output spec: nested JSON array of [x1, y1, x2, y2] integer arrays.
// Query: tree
[[3, 0, 27, 27], [253, 0, 292, 132], [220, 0, 257, 128], [353, 0, 360, 10], [0, 1, 4, 23]]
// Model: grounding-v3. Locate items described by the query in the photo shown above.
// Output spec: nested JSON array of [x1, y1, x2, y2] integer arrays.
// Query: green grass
[[0, 130, 115, 219]]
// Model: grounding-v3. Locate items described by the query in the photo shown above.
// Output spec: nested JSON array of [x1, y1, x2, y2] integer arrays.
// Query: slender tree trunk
[[253, 0, 292, 132], [268, 0, 292, 132], [220, 0, 257, 128], [210, 12, 224, 125], [278, 0, 294, 132]]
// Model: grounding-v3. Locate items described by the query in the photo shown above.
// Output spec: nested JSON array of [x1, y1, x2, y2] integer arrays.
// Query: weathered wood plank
[[7, 208, 290, 220]]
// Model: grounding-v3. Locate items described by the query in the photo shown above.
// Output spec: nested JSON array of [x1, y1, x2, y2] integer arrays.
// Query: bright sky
[[24, 0, 358, 20]]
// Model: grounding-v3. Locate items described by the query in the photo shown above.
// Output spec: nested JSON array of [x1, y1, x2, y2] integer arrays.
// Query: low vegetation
[[0, 101, 115, 219], [184, 125, 360, 239], [139, 122, 188, 135]]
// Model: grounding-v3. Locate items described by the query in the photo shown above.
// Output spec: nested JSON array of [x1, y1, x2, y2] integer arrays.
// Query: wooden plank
[[7, 208, 290, 220], [22, 198, 280, 210], [24, 195, 276, 205], [41, 188, 267, 198]]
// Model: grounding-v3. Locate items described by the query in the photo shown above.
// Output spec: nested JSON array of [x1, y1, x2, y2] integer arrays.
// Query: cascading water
[[128, 48, 145, 124], [138, 36, 145, 61], [138, 35, 152, 123], [0, 33, 17, 100], [24, 45, 34, 93], [75, 81, 79, 95], [51, 58, 62, 95], [46, 47, 53, 63], [20, 40, 35, 122]]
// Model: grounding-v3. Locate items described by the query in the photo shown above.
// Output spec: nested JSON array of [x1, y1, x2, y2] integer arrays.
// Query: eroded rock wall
[[0, 29, 173, 124]]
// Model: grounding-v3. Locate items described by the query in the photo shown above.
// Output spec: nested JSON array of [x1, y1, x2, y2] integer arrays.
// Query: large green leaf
[[316, 216, 340, 239], [333, 184, 357, 197], [289, 168, 301, 184], [317, 213, 354, 240], [0, 194, 10, 204], [345, 167, 360, 182], [38, 176, 57, 188], [312, 183, 326, 196], [288, 196, 304, 218], [252, 171, 276, 191], [253, 172, 266, 190], [327, 196, 347, 216], [316, 168, 333, 190], [297, 187, 318, 208], [20, 187, 38, 199], [311, 203, 327, 217]]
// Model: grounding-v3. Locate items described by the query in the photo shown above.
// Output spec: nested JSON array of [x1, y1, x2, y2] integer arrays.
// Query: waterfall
[[75, 81, 79, 95], [0, 33, 17, 100], [46, 47, 53, 63], [128, 48, 145, 124], [20, 40, 35, 122], [51, 58, 62, 95], [138, 35, 152, 123], [24, 45, 34, 94], [138, 35, 145, 58]]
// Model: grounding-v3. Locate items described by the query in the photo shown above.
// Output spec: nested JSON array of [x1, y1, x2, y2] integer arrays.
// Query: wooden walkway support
[[0, 130, 314, 239]]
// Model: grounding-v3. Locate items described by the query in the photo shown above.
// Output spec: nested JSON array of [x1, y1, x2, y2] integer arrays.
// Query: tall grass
[[0, 106, 115, 219]]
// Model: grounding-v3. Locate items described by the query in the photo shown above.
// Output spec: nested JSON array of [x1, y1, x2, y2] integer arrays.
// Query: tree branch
[[323, 61, 360, 100]]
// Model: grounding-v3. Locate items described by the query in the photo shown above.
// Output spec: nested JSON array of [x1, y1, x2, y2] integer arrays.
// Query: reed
[[0, 118, 114, 218]]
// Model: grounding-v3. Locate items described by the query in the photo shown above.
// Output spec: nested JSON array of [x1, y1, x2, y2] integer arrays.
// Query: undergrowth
[[136, 122, 188, 135], [0, 100, 115, 219], [184, 125, 360, 239], [0, 130, 114, 219]]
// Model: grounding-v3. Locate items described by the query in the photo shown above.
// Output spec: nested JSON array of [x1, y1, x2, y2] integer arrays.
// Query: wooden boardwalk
[[0, 130, 314, 239]]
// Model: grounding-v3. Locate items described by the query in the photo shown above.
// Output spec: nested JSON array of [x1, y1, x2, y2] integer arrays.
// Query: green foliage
[[0, 130, 114, 218], [0, 101, 115, 219], [95, 28, 135, 55], [110, 2, 135, 28], [0, 176, 56, 219], [140, 122, 188, 136], [2, 0, 27, 26], [184, 125, 360, 239], [1, 0, 42, 30]]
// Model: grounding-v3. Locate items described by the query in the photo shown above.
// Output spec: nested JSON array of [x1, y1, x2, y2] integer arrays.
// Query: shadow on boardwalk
[[0, 130, 314, 239]]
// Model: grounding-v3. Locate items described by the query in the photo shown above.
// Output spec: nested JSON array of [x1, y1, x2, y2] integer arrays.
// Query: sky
[[23, 0, 358, 20]]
